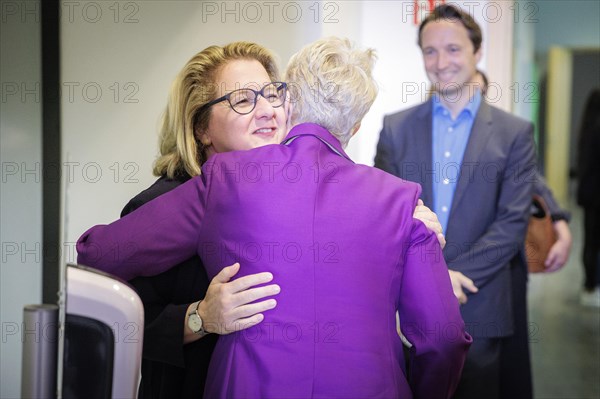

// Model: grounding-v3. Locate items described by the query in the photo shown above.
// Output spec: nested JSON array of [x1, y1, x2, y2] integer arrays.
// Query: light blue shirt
[[431, 91, 482, 233]]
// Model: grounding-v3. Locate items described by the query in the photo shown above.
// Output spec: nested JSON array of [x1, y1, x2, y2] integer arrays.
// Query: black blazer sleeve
[[122, 176, 212, 368]]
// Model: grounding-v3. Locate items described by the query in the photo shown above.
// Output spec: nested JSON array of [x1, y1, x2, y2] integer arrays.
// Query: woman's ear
[[198, 131, 212, 147]]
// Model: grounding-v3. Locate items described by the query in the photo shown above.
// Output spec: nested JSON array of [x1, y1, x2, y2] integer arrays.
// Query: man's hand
[[413, 199, 446, 248], [544, 220, 572, 273], [186, 263, 280, 341], [448, 270, 478, 305]]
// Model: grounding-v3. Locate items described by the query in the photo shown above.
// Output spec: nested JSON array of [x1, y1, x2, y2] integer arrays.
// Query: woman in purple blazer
[[78, 37, 470, 398]]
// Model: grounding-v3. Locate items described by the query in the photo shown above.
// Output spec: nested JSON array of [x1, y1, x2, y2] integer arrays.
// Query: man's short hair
[[417, 4, 482, 53]]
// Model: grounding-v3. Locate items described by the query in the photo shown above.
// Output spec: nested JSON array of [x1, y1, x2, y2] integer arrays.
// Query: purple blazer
[[78, 123, 471, 399]]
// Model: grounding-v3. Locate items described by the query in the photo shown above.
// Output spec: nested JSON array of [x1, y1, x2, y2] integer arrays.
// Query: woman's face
[[200, 59, 288, 158]]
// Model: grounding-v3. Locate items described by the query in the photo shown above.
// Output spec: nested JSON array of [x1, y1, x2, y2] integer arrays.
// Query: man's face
[[420, 19, 482, 98]]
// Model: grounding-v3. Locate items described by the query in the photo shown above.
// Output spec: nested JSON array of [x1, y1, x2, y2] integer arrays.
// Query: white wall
[[1, 0, 42, 397]]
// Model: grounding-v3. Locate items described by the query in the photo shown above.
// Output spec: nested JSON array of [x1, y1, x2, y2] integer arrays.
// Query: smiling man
[[375, 5, 537, 399]]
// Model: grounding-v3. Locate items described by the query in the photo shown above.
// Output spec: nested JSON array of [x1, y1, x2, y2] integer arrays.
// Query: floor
[[528, 205, 600, 399]]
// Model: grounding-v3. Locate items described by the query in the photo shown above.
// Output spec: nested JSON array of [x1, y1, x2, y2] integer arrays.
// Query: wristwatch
[[187, 300, 208, 336]]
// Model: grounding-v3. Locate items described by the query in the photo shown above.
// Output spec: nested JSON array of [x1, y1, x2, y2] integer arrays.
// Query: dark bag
[[525, 194, 557, 273]]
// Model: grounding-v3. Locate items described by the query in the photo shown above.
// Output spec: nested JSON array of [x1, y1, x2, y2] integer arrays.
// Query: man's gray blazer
[[375, 99, 536, 338]]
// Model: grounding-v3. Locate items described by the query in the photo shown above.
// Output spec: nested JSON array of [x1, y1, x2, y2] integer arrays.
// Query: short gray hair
[[285, 37, 378, 147]]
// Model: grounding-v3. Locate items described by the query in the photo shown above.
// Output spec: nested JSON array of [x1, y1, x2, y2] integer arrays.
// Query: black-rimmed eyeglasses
[[200, 82, 287, 115]]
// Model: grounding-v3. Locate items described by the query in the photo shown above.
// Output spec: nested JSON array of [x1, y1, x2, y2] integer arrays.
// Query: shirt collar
[[282, 123, 351, 161], [432, 89, 482, 119]]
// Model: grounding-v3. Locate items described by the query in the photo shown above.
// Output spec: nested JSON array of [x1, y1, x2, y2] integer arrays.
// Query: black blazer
[[122, 175, 218, 399]]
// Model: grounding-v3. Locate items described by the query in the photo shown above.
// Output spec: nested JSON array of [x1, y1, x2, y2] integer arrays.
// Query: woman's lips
[[253, 127, 277, 136]]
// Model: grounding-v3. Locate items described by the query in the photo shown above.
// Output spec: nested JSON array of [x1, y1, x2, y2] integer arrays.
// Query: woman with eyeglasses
[[118, 42, 287, 399], [79, 39, 458, 398]]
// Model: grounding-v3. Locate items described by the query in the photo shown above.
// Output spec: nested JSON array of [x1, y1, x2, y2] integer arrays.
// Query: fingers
[[227, 271, 275, 294], [225, 313, 265, 332], [437, 233, 446, 249], [458, 274, 479, 294], [205, 313, 266, 334], [544, 249, 563, 273], [413, 203, 444, 243], [544, 249, 558, 268], [451, 279, 467, 304], [414, 206, 435, 221], [462, 277, 479, 294], [414, 200, 431, 214], [449, 270, 478, 305], [457, 291, 468, 305], [415, 214, 443, 237], [544, 263, 561, 273], [448, 270, 465, 304], [420, 218, 442, 234], [231, 298, 278, 321], [544, 242, 569, 273], [211, 262, 241, 284], [208, 297, 278, 335], [230, 284, 281, 308], [202, 264, 281, 335]]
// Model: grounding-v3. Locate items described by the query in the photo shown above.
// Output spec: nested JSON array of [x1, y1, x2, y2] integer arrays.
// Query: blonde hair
[[284, 37, 378, 147], [153, 42, 280, 178]]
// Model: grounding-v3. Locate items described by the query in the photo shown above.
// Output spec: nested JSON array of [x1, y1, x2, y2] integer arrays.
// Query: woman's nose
[[254, 95, 276, 118]]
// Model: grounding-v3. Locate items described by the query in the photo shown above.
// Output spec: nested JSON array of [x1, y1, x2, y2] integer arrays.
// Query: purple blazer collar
[[283, 123, 353, 162]]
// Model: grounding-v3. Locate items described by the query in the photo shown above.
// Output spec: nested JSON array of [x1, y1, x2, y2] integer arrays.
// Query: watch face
[[188, 313, 203, 333]]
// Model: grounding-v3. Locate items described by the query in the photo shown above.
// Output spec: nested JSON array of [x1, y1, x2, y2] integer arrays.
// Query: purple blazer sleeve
[[399, 208, 471, 399], [77, 176, 209, 281], [121, 178, 209, 369]]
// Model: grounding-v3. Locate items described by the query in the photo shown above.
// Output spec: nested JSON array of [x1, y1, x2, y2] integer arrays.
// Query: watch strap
[[188, 300, 208, 336]]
